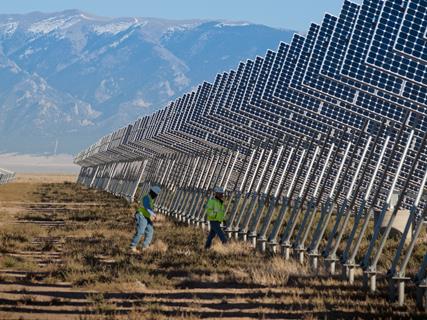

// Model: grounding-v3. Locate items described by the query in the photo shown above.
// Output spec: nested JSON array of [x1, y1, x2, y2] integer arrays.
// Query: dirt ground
[[0, 176, 425, 319], [12, 173, 77, 184]]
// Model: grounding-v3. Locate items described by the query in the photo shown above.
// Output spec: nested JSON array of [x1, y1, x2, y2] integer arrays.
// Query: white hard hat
[[213, 186, 224, 194], [150, 186, 161, 195]]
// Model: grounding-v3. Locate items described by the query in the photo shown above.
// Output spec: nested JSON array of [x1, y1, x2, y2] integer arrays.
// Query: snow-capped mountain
[[0, 10, 295, 154]]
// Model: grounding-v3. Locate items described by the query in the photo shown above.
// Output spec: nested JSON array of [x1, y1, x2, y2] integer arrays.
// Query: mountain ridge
[[0, 10, 295, 154]]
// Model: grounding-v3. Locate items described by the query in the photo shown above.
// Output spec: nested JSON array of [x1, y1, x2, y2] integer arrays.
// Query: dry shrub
[[105, 280, 147, 293], [187, 272, 223, 284], [154, 214, 166, 222], [211, 240, 252, 256], [0, 223, 46, 240], [0, 223, 46, 253], [302, 314, 318, 320], [248, 257, 305, 286], [229, 267, 250, 282], [146, 239, 168, 253]]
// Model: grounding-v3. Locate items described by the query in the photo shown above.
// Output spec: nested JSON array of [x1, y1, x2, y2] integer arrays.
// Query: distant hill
[[0, 10, 295, 154]]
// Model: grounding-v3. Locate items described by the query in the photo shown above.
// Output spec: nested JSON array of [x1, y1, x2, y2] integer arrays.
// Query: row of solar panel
[[0, 168, 15, 185], [74, 0, 427, 210]]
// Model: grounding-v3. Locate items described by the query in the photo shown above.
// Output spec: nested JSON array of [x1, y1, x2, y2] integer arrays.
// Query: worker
[[205, 186, 228, 249], [130, 185, 161, 253]]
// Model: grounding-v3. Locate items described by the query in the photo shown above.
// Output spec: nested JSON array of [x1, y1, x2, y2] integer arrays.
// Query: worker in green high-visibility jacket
[[204, 186, 228, 249], [130, 185, 161, 253]]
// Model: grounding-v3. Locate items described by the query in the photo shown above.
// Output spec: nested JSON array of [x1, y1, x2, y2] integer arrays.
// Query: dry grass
[[247, 257, 304, 286], [0, 255, 39, 271], [13, 173, 77, 184], [0, 223, 46, 253], [145, 239, 168, 254], [0, 183, 40, 202], [0, 179, 426, 319], [211, 239, 252, 256]]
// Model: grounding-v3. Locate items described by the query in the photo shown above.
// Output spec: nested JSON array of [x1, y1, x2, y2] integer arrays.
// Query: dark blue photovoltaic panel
[[217, 53, 313, 139], [294, 1, 427, 131], [231, 57, 264, 113], [367, 0, 426, 86], [235, 45, 316, 134], [236, 51, 287, 125], [274, 34, 306, 102], [340, 0, 427, 108], [220, 43, 322, 138], [201, 71, 253, 142], [270, 24, 364, 132], [240, 33, 340, 135], [180, 73, 259, 149], [250, 50, 276, 107], [315, 1, 360, 102], [189, 75, 222, 132], [180, 83, 213, 141], [225, 60, 254, 112], [262, 42, 289, 101], [204, 63, 277, 141], [394, 0, 427, 62], [241, 50, 281, 123], [229, 23, 362, 135]]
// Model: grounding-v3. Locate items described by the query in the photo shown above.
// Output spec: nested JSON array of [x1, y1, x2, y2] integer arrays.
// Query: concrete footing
[[348, 266, 355, 284], [258, 240, 267, 252], [250, 236, 257, 248], [283, 246, 291, 260], [299, 251, 304, 264], [310, 255, 319, 271], [368, 273, 377, 292]]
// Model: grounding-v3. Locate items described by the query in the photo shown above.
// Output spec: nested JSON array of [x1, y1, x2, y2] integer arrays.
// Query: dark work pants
[[205, 221, 228, 249]]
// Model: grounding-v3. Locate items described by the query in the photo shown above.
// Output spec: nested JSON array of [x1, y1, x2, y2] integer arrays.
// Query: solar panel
[[339, 0, 427, 111], [0, 168, 15, 185], [202, 64, 277, 142], [75, 0, 427, 213], [231, 48, 321, 137], [366, 0, 426, 86]]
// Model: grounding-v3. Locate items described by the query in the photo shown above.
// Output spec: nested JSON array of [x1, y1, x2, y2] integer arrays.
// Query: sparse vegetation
[[0, 176, 426, 319]]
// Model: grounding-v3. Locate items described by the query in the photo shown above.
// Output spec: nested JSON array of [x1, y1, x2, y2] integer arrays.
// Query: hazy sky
[[0, 0, 359, 31]]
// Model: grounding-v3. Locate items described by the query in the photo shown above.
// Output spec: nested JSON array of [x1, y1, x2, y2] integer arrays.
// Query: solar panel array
[[75, 0, 426, 203], [0, 168, 15, 185], [75, 0, 427, 308]]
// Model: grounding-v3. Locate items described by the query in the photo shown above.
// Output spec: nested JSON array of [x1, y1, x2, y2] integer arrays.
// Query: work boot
[[129, 247, 141, 254]]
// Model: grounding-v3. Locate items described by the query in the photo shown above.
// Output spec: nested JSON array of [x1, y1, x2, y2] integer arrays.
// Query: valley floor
[[0, 175, 425, 319]]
